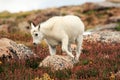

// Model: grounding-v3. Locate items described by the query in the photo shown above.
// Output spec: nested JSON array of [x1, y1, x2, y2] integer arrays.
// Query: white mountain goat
[[30, 15, 84, 60]]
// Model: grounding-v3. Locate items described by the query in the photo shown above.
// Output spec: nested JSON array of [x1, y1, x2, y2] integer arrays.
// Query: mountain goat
[[31, 15, 84, 60]]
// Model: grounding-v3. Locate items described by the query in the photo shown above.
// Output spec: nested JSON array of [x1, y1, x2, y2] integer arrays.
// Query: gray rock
[[106, 0, 120, 3], [0, 38, 37, 59], [108, 16, 120, 23], [97, 1, 120, 8], [86, 23, 118, 32], [39, 55, 75, 71], [84, 31, 120, 43]]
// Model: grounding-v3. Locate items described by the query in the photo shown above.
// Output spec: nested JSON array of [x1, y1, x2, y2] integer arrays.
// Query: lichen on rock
[[39, 55, 75, 71], [0, 38, 37, 60]]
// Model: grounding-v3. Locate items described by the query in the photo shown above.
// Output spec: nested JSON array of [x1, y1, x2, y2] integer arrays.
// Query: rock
[[84, 31, 120, 43], [81, 2, 120, 13], [39, 55, 74, 71], [0, 38, 36, 59], [107, 0, 120, 3], [97, 1, 120, 8], [108, 16, 120, 23], [86, 23, 118, 32]]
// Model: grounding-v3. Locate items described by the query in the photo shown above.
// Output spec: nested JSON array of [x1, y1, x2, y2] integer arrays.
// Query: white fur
[[31, 15, 84, 60]]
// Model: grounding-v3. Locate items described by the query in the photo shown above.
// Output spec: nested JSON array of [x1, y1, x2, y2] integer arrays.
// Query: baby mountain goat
[[31, 15, 84, 61]]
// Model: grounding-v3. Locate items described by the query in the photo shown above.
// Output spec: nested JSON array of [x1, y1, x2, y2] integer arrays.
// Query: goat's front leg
[[62, 36, 74, 58], [48, 45, 56, 56]]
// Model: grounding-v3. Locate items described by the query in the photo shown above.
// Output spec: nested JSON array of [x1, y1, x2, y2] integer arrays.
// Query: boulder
[[86, 23, 118, 32], [0, 38, 36, 59], [39, 55, 75, 71], [84, 31, 120, 43]]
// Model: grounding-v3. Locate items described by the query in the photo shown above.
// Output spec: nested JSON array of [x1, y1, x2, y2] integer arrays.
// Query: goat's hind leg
[[76, 35, 83, 61], [48, 45, 56, 56]]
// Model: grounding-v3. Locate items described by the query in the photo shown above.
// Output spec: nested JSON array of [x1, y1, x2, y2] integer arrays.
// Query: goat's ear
[[38, 25, 40, 30], [31, 23, 35, 29]]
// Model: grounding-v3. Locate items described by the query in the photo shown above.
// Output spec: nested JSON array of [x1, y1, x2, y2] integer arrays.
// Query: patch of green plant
[[97, 13, 105, 18], [0, 11, 12, 18], [102, 67, 111, 78], [117, 54, 120, 58], [0, 31, 7, 36], [0, 10, 38, 19], [83, 10, 96, 15], [76, 69, 86, 79], [39, 66, 52, 74], [15, 12, 31, 19], [115, 22, 120, 31], [82, 59, 89, 65], [60, 11, 67, 16], [24, 33, 32, 39], [113, 64, 118, 73], [38, 67, 72, 79], [54, 69, 72, 79], [88, 69, 99, 77], [26, 59, 39, 69], [76, 68, 99, 79], [0, 66, 4, 73]]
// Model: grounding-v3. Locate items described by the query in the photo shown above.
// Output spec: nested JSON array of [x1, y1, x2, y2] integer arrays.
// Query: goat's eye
[[35, 33, 38, 36]]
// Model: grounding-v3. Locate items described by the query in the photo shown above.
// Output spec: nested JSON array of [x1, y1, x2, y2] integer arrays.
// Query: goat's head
[[30, 23, 43, 45]]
